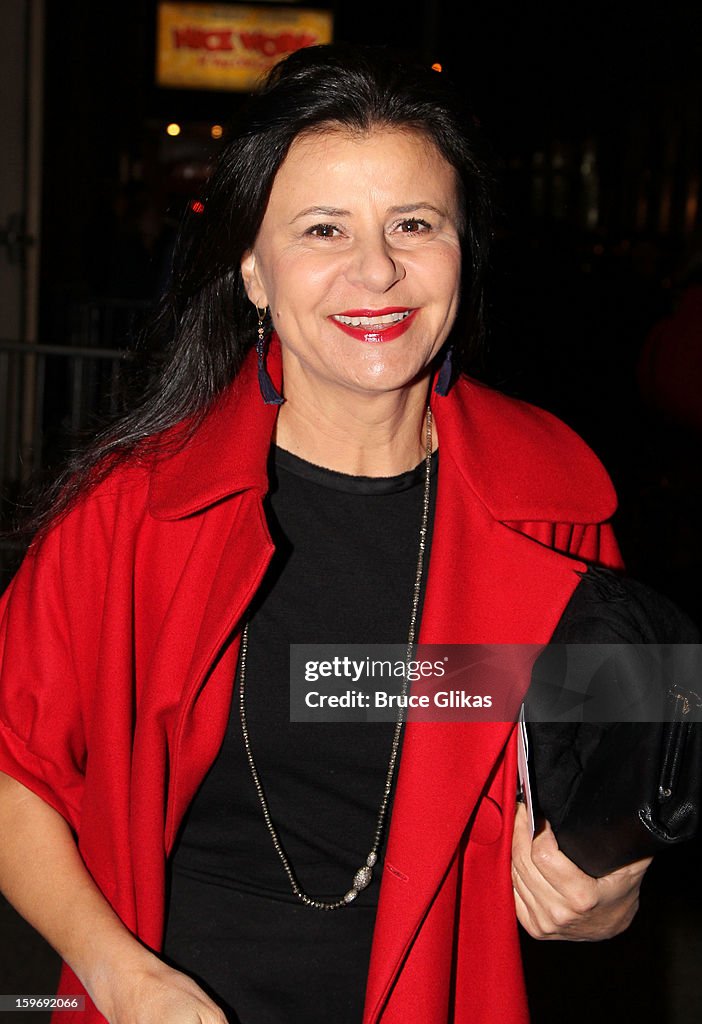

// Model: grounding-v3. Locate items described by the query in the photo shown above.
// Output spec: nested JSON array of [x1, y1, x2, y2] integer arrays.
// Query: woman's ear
[[240, 250, 268, 307]]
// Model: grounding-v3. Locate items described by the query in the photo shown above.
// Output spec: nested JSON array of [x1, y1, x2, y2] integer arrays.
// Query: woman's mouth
[[330, 307, 418, 343]]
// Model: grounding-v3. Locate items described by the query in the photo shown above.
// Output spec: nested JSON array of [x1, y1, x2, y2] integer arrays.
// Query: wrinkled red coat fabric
[[0, 342, 622, 1023]]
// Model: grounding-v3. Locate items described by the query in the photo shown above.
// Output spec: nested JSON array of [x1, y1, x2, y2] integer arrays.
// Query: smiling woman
[[0, 43, 647, 1024], [240, 128, 462, 471]]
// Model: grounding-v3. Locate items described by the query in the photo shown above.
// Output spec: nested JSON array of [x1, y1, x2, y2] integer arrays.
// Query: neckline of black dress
[[271, 445, 439, 496]]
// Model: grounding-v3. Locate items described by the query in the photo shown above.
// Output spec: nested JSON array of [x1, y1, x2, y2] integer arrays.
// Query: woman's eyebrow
[[291, 206, 351, 222], [388, 203, 447, 216]]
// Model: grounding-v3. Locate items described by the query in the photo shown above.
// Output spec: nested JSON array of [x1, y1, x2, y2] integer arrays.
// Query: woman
[[0, 44, 650, 1024]]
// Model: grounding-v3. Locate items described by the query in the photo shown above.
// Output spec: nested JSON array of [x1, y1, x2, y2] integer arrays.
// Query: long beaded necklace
[[238, 407, 433, 910]]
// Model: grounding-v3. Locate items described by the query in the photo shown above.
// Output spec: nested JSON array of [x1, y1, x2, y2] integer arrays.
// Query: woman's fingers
[[511, 802, 652, 941]]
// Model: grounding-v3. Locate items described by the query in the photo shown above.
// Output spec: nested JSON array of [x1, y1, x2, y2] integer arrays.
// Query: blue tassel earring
[[256, 306, 284, 405], [434, 345, 454, 397]]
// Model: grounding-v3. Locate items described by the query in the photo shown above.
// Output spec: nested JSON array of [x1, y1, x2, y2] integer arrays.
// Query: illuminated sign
[[156, 2, 334, 91]]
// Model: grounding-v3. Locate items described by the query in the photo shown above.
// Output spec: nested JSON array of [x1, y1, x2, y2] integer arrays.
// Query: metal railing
[[0, 339, 139, 481], [65, 297, 153, 351], [0, 338, 143, 584]]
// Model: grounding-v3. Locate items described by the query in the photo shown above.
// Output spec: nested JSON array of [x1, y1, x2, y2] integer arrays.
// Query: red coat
[[0, 343, 622, 1023]]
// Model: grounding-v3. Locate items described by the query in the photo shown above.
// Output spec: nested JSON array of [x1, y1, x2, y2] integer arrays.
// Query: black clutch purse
[[522, 568, 702, 878]]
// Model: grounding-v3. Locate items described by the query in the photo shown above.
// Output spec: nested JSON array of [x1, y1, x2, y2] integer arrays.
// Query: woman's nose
[[345, 235, 405, 292]]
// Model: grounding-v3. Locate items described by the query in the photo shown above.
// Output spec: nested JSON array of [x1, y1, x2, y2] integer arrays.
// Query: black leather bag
[[524, 569, 702, 878]]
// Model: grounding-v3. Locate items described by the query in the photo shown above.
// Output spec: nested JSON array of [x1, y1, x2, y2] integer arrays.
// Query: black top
[[163, 446, 438, 1024]]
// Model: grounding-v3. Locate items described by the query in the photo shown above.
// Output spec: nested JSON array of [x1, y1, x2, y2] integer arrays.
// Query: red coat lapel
[[144, 349, 281, 859], [157, 494, 274, 856], [363, 390, 601, 1019]]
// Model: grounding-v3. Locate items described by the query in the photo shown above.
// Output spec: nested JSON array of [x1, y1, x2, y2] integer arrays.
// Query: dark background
[[2, 1, 702, 1021]]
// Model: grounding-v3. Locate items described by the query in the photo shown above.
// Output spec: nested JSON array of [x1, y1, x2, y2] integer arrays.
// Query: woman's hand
[[511, 802, 652, 941], [0, 774, 227, 1024], [94, 957, 229, 1024]]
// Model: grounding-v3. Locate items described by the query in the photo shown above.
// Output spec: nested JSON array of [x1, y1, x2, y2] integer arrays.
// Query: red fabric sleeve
[[0, 527, 88, 832]]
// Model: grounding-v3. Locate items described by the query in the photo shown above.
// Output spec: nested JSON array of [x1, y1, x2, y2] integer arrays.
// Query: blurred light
[[593, 244, 604, 255], [166, 122, 181, 137], [684, 178, 699, 233], [211, 124, 224, 139], [659, 179, 672, 233], [191, 200, 205, 214], [431, 63, 443, 72]]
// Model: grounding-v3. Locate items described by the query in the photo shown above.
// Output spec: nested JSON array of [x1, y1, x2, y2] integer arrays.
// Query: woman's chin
[[279, 345, 437, 404], [331, 368, 433, 400], [333, 352, 436, 396]]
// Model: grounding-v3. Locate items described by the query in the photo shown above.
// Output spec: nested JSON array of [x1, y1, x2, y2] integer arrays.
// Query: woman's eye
[[398, 218, 431, 234], [306, 223, 339, 238]]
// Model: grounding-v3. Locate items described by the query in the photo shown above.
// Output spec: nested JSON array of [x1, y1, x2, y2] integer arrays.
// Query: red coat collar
[[148, 343, 279, 518], [148, 337, 616, 525]]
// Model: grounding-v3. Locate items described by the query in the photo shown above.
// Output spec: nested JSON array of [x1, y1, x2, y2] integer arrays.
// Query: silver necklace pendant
[[344, 851, 378, 903], [239, 407, 433, 910]]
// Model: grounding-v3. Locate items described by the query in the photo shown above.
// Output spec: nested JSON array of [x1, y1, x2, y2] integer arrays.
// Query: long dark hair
[[24, 43, 495, 539]]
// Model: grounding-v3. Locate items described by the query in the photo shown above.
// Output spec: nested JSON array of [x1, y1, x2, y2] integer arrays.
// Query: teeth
[[333, 310, 412, 328]]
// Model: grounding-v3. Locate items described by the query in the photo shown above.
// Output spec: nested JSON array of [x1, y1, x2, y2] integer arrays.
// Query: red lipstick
[[330, 307, 418, 344]]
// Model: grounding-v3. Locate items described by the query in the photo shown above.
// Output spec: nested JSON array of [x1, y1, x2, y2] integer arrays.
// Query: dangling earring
[[434, 344, 454, 396], [255, 306, 284, 405]]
